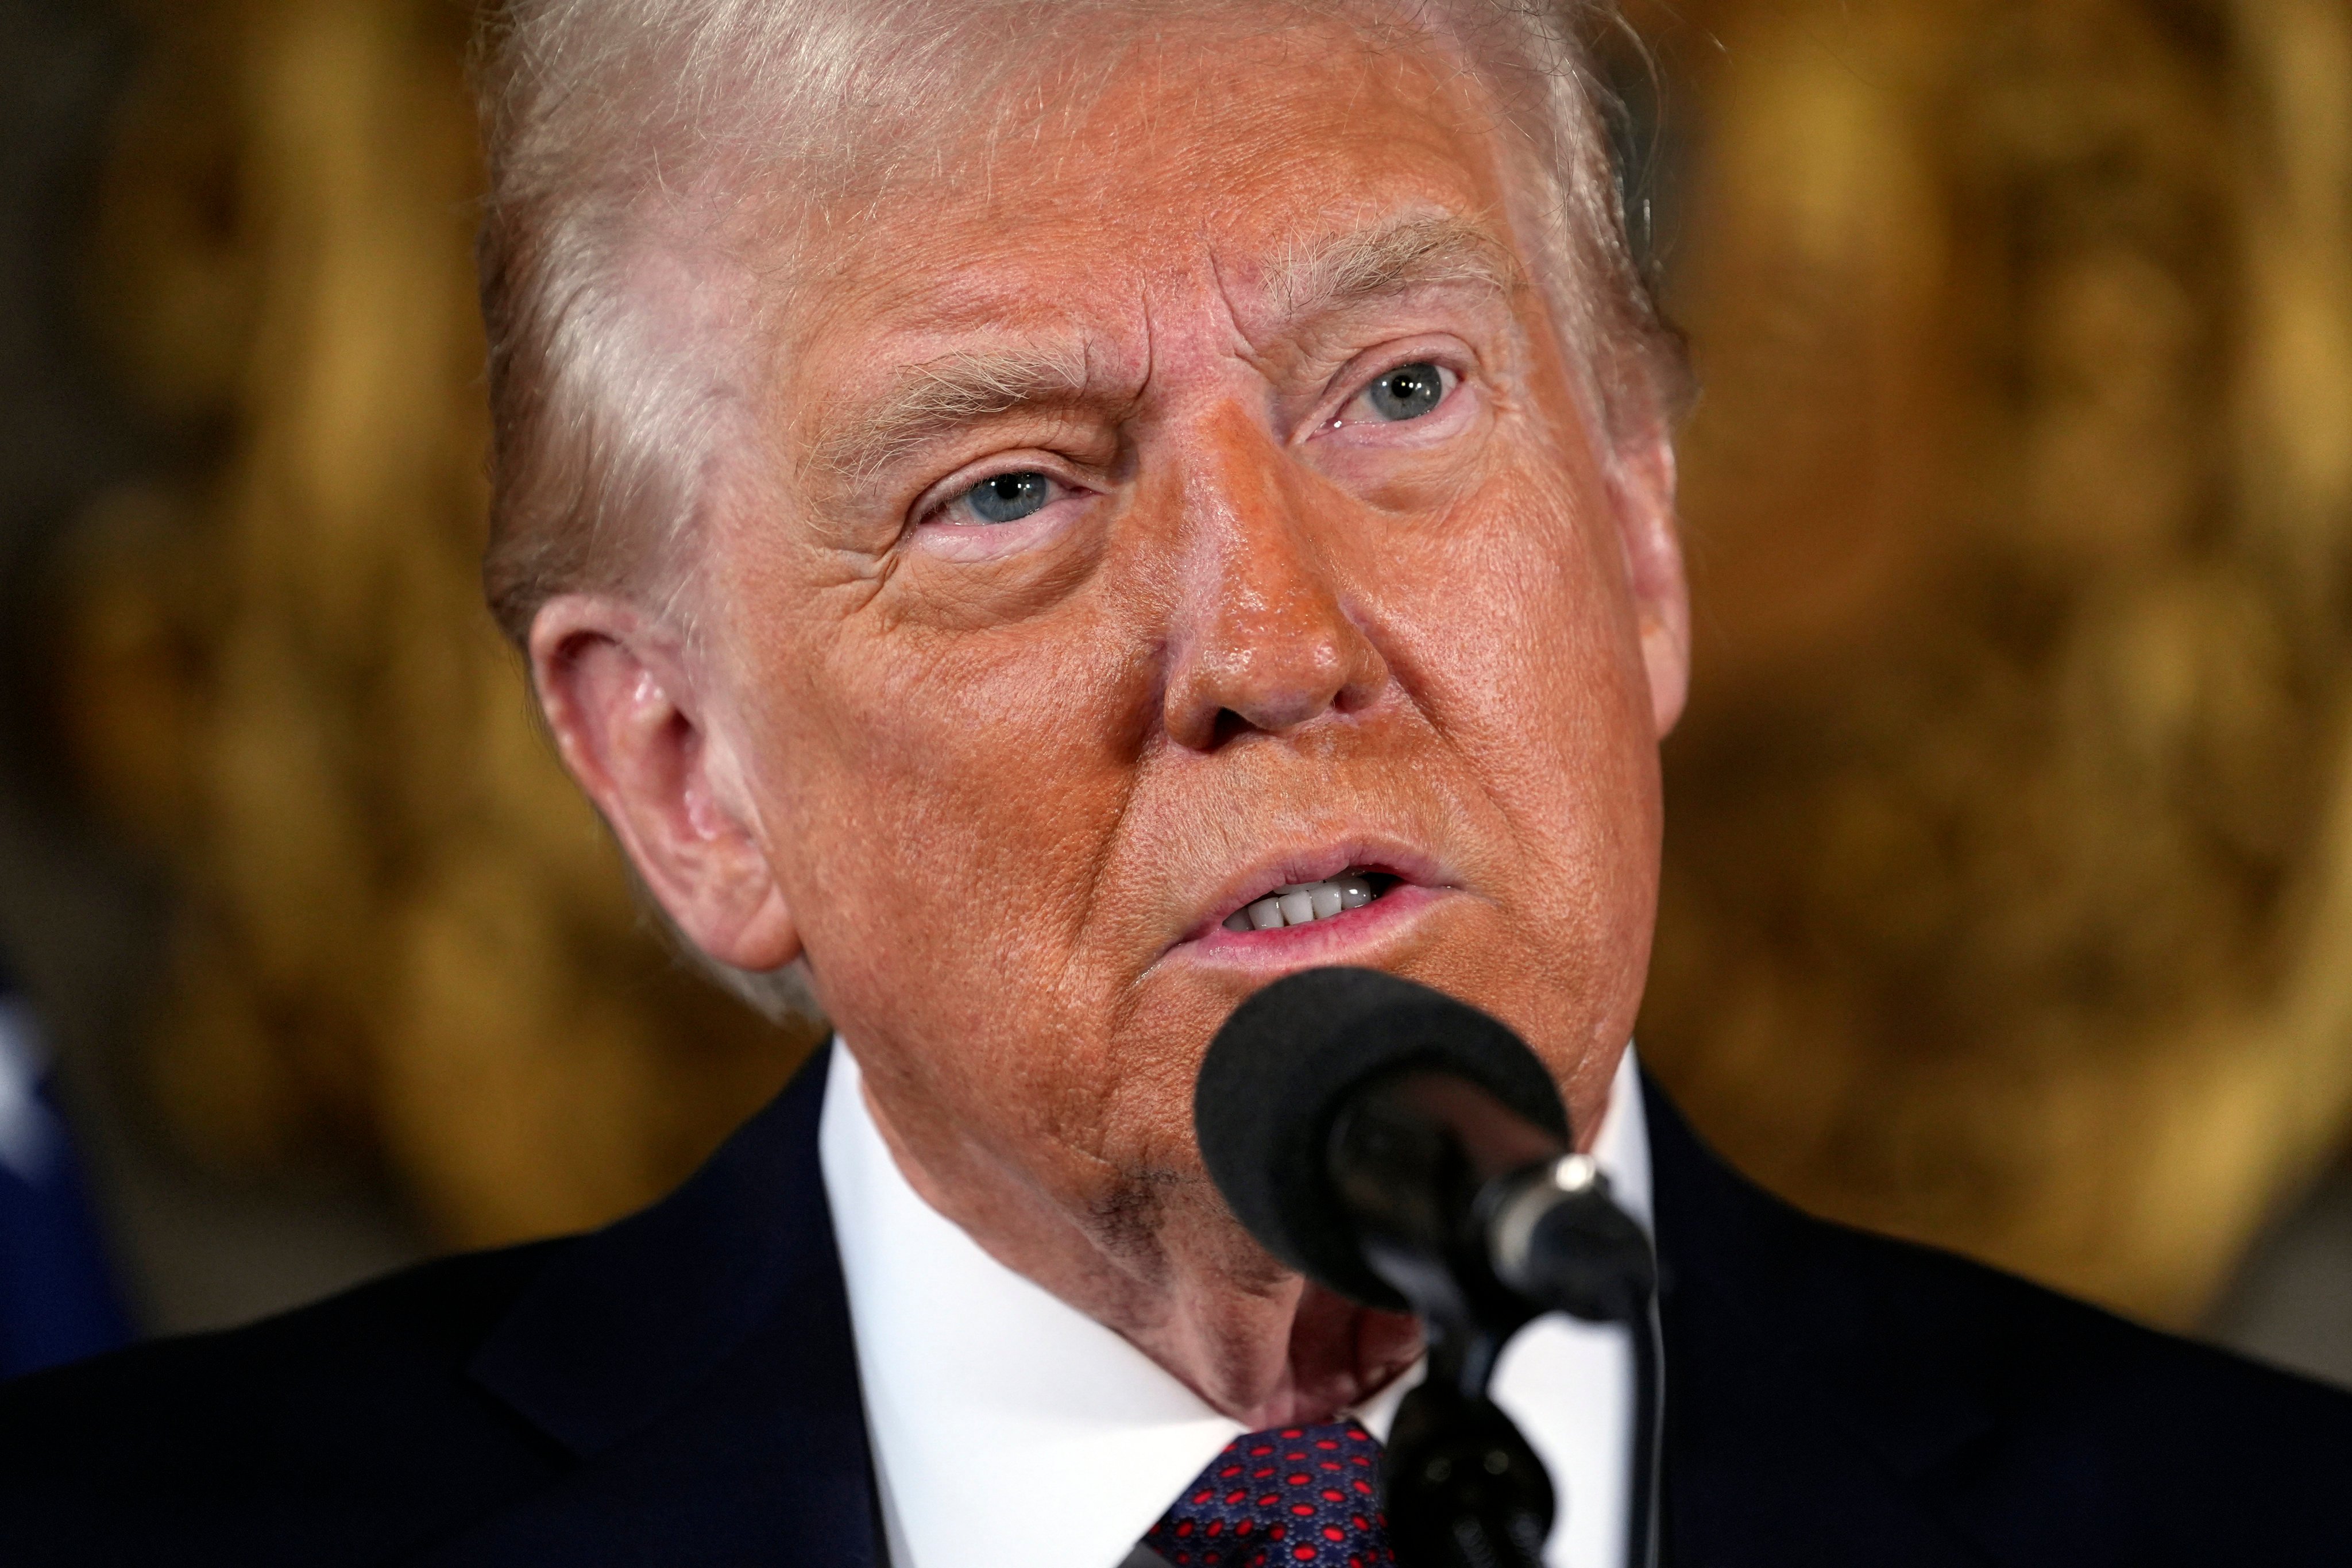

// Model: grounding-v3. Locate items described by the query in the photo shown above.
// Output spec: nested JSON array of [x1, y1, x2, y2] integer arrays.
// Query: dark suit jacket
[[4, 1045, 2348, 1565]]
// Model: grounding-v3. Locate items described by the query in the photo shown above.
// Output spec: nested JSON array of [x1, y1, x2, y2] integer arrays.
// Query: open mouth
[[1219, 868, 1404, 933]]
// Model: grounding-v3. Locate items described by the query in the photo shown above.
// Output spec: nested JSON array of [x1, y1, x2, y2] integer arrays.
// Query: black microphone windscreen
[[1192, 967, 1570, 1308]]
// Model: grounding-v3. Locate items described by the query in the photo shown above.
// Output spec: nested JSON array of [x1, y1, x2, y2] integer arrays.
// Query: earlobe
[[527, 595, 803, 973]]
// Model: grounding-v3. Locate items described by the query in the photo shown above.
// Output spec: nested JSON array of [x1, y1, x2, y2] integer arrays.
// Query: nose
[[1160, 411, 1389, 751]]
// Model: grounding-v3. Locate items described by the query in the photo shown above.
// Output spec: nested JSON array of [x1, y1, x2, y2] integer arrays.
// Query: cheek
[[1376, 453, 1655, 802], [744, 590, 1158, 1030], [1481, 469, 1663, 888], [1362, 460, 1663, 1034]]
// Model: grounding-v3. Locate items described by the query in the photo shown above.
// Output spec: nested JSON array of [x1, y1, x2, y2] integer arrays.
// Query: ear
[[528, 594, 801, 972], [1611, 428, 1690, 739]]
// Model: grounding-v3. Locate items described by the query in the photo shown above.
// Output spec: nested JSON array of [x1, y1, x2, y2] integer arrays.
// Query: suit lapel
[[1643, 1073, 1998, 1566], [405, 1049, 2022, 1565], [434, 1045, 880, 1566]]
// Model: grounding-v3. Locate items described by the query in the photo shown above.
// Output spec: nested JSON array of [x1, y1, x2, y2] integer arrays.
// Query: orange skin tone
[[530, 14, 1687, 1428]]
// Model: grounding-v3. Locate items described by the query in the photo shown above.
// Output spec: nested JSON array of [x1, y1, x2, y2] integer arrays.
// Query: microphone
[[1194, 967, 1661, 1568]]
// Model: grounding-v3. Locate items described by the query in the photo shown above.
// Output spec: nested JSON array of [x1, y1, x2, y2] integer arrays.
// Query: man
[[3, 1, 2347, 1563]]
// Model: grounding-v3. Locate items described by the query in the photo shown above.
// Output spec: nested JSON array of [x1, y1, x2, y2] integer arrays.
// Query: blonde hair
[[472, 0, 1683, 1015], [476, 0, 1679, 638]]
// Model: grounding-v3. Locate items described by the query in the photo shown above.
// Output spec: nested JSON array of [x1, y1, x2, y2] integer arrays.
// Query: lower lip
[[1172, 883, 1451, 968]]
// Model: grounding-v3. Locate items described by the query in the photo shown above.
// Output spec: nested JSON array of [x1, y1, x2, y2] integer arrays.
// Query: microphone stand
[[1381, 1304, 1556, 1568], [1627, 1297, 1664, 1568], [1335, 1086, 1662, 1568], [1489, 1150, 1663, 1568]]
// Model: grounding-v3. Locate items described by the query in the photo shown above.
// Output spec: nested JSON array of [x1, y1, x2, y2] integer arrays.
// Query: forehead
[[775, 10, 1532, 357]]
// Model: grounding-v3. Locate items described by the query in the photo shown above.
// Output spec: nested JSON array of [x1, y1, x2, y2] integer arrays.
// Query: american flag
[[0, 971, 130, 1378]]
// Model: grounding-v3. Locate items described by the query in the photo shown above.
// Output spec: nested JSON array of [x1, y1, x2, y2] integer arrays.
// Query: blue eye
[[961, 471, 1054, 524], [1365, 362, 1445, 421]]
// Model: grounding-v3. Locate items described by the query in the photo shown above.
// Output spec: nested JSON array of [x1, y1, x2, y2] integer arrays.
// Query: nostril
[[1208, 708, 1256, 748], [1164, 594, 1384, 749], [1333, 677, 1378, 716]]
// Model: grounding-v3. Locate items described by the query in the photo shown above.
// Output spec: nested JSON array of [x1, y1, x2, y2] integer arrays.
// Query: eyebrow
[[807, 215, 1521, 482], [1261, 213, 1525, 326], [808, 343, 1095, 484]]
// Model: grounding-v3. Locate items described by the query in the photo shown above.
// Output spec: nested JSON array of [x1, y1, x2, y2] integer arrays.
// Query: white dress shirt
[[820, 1040, 1653, 1568]]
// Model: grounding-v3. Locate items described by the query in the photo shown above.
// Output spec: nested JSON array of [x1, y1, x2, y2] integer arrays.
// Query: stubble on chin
[[870, 1051, 1424, 1422], [1077, 1160, 1425, 1423]]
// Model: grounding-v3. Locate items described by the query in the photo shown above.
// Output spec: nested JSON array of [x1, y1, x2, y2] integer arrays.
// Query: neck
[[860, 1076, 1423, 1427]]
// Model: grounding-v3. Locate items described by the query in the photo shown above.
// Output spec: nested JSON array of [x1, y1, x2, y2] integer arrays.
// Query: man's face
[[704, 15, 1680, 1243]]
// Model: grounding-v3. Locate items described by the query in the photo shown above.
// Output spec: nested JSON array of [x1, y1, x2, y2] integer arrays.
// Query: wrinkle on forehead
[[801, 206, 1525, 486]]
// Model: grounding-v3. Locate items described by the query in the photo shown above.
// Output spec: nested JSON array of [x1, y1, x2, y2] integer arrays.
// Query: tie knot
[[1144, 1419, 1393, 1567]]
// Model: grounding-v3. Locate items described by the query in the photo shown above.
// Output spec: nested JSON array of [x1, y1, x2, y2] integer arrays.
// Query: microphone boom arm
[[1330, 1070, 1662, 1568]]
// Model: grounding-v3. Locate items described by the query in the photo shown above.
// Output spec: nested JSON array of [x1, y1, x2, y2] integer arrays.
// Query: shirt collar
[[820, 1038, 1649, 1568]]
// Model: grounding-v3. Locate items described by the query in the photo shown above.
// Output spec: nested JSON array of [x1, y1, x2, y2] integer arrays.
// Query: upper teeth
[[1224, 872, 1378, 932]]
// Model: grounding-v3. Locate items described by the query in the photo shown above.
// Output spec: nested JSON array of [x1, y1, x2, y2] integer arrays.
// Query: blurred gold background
[[1637, 0, 2352, 1325], [61, 0, 819, 1252], [48, 0, 2352, 1327]]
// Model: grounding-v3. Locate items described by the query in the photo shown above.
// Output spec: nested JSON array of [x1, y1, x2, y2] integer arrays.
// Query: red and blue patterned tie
[[1142, 1419, 1395, 1567]]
